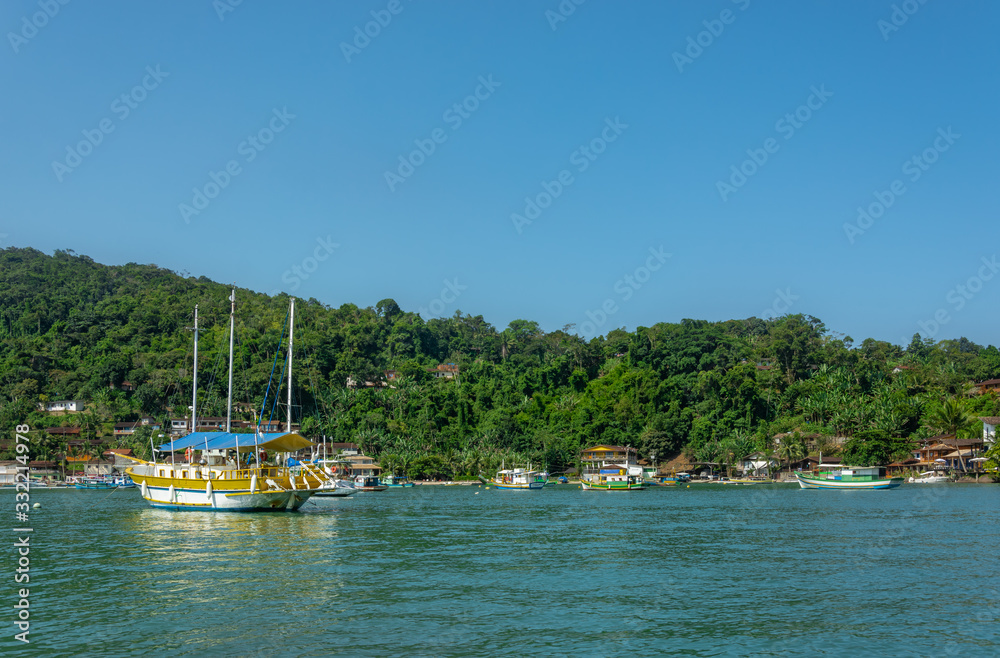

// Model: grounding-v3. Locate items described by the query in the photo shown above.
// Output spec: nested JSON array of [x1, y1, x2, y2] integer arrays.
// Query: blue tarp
[[158, 432, 313, 453]]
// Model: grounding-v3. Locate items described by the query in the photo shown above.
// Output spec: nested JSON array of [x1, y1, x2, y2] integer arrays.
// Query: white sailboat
[[127, 294, 333, 511]]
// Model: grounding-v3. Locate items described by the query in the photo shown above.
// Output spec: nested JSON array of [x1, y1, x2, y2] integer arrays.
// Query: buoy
[[141, 480, 149, 499], [250, 474, 258, 494], [206, 480, 213, 500], [168, 484, 176, 503], [32, 502, 41, 509]]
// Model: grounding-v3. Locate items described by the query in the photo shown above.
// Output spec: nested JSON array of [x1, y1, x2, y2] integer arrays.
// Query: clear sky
[[2, 0, 997, 347]]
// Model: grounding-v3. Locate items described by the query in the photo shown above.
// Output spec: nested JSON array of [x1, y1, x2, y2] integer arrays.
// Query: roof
[[979, 417, 1000, 425], [923, 443, 957, 451], [46, 427, 81, 435], [976, 379, 1000, 386], [924, 439, 982, 449], [158, 431, 314, 453], [795, 456, 843, 464], [324, 442, 359, 451], [582, 445, 635, 452], [103, 448, 134, 456]]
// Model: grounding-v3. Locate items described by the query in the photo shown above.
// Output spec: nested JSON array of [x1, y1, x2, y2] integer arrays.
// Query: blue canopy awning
[[158, 432, 314, 453]]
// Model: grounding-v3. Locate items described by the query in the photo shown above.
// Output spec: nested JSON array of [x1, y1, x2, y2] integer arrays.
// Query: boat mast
[[226, 289, 235, 433], [287, 297, 294, 433], [191, 304, 198, 434]]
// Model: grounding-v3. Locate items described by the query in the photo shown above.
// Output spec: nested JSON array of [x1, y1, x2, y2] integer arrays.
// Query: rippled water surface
[[4, 483, 1000, 656]]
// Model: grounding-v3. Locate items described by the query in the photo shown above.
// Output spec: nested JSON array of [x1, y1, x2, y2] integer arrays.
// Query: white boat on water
[[909, 471, 952, 484], [127, 295, 332, 511], [297, 458, 356, 497], [480, 467, 547, 490]]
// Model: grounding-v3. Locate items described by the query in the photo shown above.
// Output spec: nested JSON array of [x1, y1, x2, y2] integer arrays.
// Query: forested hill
[[2, 247, 999, 475]]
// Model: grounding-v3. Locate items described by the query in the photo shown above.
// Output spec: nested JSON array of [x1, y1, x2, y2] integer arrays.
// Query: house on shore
[[344, 453, 381, 478], [911, 435, 985, 471]]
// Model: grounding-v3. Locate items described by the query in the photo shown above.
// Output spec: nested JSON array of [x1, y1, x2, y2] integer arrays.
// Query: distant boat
[[311, 477, 357, 497], [580, 467, 647, 491], [481, 467, 546, 490], [303, 459, 356, 497], [580, 445, 645, 490], [382, 475, 414, 488], [719, 477, 771, 485], [354, 475, 387, 491], [909, 471, 952, 484], [795, 466, 903, 490], [75, 475, 135, 490]]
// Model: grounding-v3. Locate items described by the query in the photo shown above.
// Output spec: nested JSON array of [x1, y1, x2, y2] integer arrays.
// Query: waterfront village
[[3, 381, 998, 488]]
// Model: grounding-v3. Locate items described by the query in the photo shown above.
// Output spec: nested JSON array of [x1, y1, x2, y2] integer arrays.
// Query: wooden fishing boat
[[481, 467, 546, 490], [580, 467, 646, 491], [795, 466, 903, 490]]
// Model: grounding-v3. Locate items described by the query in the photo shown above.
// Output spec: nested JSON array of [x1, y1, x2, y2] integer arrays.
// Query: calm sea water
[[4, 482, 999, 656]]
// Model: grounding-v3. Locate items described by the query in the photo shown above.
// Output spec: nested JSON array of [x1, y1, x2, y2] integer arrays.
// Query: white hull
[[489, 480, 544, 490], [141, 483, 316, 511], [312, 482, 357, 497], [580, 481, 645, 491]]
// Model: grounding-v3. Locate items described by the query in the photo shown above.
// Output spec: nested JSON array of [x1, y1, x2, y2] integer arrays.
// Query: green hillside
[[2, 247, 999, 477]]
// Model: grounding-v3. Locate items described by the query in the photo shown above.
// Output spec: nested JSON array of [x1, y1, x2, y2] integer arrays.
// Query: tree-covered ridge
[[1, 247, 999, 476]]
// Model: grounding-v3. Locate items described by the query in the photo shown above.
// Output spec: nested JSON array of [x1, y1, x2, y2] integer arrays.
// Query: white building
[[38, 400, 86, 413], [980, 417, 999, 444], [0, 463, 18, 485], [742, 452, 779, 476]]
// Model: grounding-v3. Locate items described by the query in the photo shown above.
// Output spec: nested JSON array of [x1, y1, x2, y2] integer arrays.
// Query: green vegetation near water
[[2, 247, 1000, 478]]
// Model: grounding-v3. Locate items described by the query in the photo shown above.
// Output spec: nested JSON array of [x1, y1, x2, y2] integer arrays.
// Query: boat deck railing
[[131, 464, 288, 480]]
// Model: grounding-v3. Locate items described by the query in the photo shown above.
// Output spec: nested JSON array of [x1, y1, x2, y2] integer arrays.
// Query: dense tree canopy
[[1, 247, 998, 476]]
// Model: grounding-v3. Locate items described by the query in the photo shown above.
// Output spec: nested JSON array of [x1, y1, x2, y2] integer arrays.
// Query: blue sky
[[2, 0, 997, 347]]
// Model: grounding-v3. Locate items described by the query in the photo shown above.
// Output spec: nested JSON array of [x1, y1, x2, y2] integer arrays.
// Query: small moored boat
[[74, 475, 135, 490], [382, 474, 415, 488], [581, 466, 647, 491], [354, 475, 387, 491], [481, 467, 546, 490], [795, 466, 903, 490], [909, 471, 952, 484]]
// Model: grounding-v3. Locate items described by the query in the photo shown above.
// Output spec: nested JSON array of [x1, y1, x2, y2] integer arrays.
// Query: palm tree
[[729, 434, 755, 477], [499, 329, 514, 361], [923, 397, 976, 472], [776, 439, 805, 475], [694, 442, 721, 477]]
